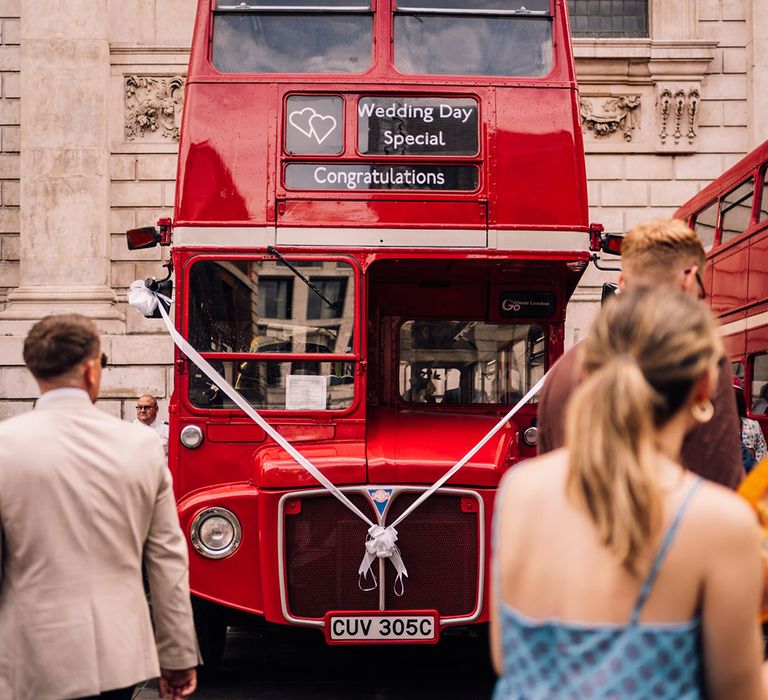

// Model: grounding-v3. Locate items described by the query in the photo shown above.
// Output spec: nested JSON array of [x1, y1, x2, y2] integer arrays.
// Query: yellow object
[[737, 458, 768, 621]]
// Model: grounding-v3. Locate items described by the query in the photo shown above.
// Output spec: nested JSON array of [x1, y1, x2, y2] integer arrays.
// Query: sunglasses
[[136, 404, 157, 411], [683, 268, 707, 300]]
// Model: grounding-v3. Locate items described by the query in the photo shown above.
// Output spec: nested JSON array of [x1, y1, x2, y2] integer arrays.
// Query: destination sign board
[[498, 292, 556, 319], [285, 163, 478, 191], [358, 97, 479, 156]]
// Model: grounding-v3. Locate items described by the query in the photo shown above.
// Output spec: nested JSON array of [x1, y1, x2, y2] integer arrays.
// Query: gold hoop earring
[[691, 399, 714, 423]]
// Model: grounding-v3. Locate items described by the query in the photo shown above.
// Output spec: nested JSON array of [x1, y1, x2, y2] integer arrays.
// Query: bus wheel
[[192, 597, 228, 673]]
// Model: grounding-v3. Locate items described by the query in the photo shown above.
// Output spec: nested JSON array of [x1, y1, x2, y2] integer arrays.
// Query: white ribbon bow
[[358, 525, 408, 596], [127, 279, 172, 316]]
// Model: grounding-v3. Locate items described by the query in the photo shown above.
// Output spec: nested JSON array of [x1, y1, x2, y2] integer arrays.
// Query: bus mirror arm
[[144, 261, 173, 319], [588, 223, 624, 257], [591, 253, 621, 272]]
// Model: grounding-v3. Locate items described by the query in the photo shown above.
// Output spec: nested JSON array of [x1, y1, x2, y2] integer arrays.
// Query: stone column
[[748, 0, 768, 147], [0, 0, 120, 329]]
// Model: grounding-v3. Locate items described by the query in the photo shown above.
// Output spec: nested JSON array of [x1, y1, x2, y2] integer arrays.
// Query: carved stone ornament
[[658, 87, 700, 146], [124, 76, 185, 142], [579, 95, 641, 142]]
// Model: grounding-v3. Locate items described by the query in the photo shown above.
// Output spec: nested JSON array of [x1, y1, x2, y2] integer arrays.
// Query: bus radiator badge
[[369, 488, 393, 517]]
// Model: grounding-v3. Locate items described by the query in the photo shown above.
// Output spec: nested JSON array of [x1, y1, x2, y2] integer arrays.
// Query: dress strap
[[630, 477, 703, 624]]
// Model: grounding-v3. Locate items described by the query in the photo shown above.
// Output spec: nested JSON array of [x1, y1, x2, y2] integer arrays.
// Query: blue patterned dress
[[493, 478, 704, 699]]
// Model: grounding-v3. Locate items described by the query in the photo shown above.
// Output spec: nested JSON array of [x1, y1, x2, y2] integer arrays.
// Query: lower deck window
[[398, 320, 545, 405]]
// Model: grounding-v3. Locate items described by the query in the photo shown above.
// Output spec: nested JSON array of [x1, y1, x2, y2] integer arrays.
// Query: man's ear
[[682, 266, 695, 295], [617, 271, 626, 292], [82, 358, 100, 403]]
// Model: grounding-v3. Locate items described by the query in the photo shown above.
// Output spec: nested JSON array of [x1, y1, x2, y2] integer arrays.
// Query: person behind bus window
[[735, 386, 768, 469], [491, 288, 767, 700], [538, 218, 743, 490], [753, 383, 768, 415]]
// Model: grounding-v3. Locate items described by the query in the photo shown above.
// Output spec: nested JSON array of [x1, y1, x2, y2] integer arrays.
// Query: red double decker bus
[[130, 0, 591, 663], [675, 140, 768, 438]]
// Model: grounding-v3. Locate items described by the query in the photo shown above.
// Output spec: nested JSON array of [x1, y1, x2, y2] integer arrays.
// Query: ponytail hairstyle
[[565, 287, 722, 572]]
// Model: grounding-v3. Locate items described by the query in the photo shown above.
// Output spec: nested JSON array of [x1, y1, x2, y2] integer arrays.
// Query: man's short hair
[[23, 314, 100, 379], [621, 218, 706, 282]]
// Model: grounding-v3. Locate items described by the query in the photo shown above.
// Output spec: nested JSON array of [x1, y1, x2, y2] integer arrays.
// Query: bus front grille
[[282, 490, 481, 621]]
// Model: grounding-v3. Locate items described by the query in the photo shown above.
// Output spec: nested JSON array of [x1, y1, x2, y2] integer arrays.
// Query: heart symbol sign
[[309, 113, 337, 144], [288, 107, 338, 145], [288, 107, 316, 139]]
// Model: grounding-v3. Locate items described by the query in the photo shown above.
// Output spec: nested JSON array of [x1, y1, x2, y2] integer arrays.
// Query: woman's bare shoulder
[[499, 450, 568, 501], [686, 478, 759, 544]]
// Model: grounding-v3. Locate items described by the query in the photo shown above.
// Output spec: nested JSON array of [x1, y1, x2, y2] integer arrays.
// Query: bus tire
[[192, 597, 228, 673]]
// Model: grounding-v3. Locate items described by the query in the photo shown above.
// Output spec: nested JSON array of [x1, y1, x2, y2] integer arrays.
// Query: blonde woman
[[491, 288, 766, 699]]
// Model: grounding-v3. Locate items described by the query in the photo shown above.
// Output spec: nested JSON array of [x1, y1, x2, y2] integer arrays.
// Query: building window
[[569, 0, 648, 39]]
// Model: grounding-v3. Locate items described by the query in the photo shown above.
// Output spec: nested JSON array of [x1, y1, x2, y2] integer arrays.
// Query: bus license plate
[[326, 612, 438, 644]]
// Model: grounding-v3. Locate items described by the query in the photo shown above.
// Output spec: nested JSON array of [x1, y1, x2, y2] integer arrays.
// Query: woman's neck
[[654, 409, 693, 477]]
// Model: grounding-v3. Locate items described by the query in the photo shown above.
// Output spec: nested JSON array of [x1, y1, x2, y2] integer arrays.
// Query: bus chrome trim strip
[[276, 227, 487, 248], [174, 226, 276, 247], [174, 226, 590, 252], [491, 229, 590, 251], [399, 7, 549, 15], [277, 485, 485, 629], [719, 311, 768, 338]]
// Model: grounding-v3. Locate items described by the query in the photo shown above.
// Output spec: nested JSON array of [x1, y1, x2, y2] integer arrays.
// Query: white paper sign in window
[[286, 374, 328, 410]]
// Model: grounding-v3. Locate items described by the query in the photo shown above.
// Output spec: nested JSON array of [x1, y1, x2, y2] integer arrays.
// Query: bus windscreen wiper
[[267, 246, 339, 311]]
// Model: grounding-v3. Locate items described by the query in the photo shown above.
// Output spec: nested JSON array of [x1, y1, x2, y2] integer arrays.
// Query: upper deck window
[[760, 168, 768, 223], [394, 0, 553, 77], [212, 0, 373, 74], [694, 199, 718, 252], [720, 178, 754, 245], [569, 0, 648, 39]]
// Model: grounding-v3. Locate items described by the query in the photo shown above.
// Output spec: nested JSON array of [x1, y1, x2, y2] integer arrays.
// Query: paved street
[[137, 623, 496, 699]]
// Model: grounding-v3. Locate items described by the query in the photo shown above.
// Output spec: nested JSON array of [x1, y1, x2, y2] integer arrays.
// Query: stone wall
[[566, 0, 765, 345], [0, 0, 764, 418]]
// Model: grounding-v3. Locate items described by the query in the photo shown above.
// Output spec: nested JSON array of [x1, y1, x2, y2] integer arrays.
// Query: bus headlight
[[522, 426, 538, 447], [180, 425, 204, 449], [190, 507, 242, 559]]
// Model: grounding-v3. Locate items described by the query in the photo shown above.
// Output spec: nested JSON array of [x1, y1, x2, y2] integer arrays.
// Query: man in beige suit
[[0, 314, 200, 700]]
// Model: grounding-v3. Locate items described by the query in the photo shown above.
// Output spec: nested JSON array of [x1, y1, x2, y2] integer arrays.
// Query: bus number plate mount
[[324, 610, 439, 645]]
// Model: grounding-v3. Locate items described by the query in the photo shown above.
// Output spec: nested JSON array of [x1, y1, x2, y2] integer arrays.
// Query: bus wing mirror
[[588, 223, 624, 255], [601, 233, 624, 256], [126, 226, 160, 250], [126, 218, 173, 250]]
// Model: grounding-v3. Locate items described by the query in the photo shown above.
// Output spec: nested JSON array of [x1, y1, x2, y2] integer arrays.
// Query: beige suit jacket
[[0, 390, 200, 700]]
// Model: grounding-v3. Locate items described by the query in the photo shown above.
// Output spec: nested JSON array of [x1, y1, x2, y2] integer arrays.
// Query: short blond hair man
[[537, 218, 742, 488]]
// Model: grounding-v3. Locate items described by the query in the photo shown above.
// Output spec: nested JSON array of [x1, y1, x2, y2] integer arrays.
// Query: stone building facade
[[0, 0, 766, 418]]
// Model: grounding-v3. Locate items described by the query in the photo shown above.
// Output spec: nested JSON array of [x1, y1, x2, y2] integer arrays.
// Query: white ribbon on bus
[[128, 280, 546, 596]]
